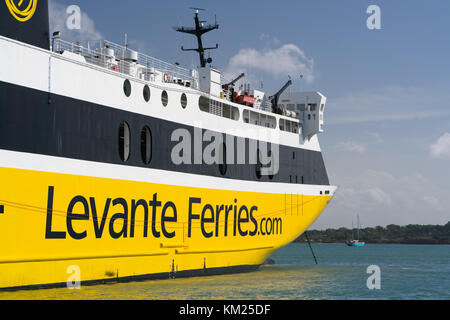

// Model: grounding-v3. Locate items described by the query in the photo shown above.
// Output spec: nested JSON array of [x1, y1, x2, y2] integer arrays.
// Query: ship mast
[[175, 8, 219, 68]]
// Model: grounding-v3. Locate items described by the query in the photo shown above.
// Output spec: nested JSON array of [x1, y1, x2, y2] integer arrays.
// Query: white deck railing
[[52, 38, 197, 87]]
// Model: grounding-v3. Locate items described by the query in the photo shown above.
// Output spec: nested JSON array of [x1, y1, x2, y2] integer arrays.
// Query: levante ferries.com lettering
[[44, 187, 283, 240]]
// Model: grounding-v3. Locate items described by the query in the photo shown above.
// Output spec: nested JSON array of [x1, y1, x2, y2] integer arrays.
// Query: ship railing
[[52, 39, 198, 88]]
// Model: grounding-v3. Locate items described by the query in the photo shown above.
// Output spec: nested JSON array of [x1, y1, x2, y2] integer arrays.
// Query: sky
[[48, 0, 450, 229]]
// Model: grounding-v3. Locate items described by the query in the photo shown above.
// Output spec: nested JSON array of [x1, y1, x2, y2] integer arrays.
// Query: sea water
[[1, 243, 449, 300]]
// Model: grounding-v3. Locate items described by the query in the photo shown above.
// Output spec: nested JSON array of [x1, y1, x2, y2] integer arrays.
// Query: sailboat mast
[[357, 215, 360, 241], [351, 220, 354, 239]]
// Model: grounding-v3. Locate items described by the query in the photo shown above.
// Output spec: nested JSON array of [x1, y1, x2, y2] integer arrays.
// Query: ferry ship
[[0, 0, 336, 290]]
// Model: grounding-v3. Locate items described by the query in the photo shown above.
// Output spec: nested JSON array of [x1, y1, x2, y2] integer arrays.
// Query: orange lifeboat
[[236, 93, 256, 107]]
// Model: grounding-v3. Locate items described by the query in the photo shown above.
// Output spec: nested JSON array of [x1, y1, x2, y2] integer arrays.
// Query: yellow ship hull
[[0, 166, 333, 290]]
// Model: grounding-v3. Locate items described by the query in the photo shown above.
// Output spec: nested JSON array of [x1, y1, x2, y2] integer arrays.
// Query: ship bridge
[[279, 92, 327, 141]]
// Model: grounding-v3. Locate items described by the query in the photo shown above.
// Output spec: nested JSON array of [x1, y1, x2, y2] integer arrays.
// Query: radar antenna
[[175, 8, 219, 67]]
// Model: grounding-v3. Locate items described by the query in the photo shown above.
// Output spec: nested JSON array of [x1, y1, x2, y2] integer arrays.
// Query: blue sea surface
[[1, 243, 449, 300]]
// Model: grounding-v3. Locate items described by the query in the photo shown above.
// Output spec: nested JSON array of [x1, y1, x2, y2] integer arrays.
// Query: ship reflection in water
[[1, 243, 448, 300]]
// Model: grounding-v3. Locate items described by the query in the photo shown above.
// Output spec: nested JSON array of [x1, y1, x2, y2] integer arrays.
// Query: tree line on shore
[[295, 222, 450, 244]]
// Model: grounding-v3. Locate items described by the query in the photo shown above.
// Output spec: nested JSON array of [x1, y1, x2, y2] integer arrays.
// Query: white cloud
[[368, 187, 392, 206], [333, 141, 366, 153], [225, 44, 314, 84], [313, 169, 449, 229], [327, 85, 450, 125], [367, 132, 383, 143], [423, 195, 445, 211], [430, 132, 450, 159], [259, 33, 281, 46], [49, 0, 103, 44]]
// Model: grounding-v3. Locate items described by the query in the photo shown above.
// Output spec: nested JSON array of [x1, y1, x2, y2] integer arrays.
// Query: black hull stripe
[[0, 80, 330, 185], [0, 264, 260, 292]]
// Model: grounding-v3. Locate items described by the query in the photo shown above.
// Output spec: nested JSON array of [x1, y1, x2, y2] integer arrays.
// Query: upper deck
[[51, 36, 327, 142]]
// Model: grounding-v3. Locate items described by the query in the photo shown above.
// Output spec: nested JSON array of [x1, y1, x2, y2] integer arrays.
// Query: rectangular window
[[286, 121, 291, 132], [297, 104, 306, 111], [199, 96, 239, 121], [199, 96, 210, 112], [243, 110, 249, 123], [279, 119, 300, 134], [222, 104, 231, 119]]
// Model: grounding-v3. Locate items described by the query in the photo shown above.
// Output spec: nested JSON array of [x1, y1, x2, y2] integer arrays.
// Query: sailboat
[[346, 215, 365, 247]]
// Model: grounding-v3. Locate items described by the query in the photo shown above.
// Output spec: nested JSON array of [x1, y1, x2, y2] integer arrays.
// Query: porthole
[[218, 143, 227, 176], [161, 90, 168, 107], [123, 79, 131, 97], [268, 150, 274, 180], [180, 93, 187, 109], [255, 149, 262, 180], [143, 85, 151, 102], [141, 126, 152, 164], [119, 121, 130, 162]]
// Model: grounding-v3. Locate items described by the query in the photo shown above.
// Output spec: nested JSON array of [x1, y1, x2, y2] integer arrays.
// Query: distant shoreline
[[293, 241, 450, 245], [295, 222, 450, 245]]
